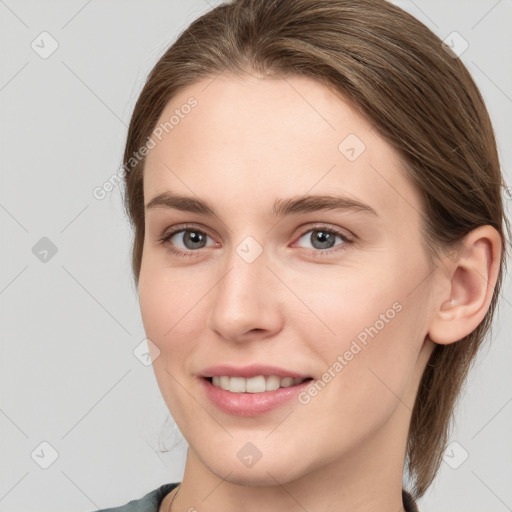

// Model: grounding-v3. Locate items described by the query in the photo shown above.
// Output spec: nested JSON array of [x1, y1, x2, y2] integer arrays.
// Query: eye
[[294, 225, 353, 254], [158, 223, 354, 258], [159, 225, 217, 257]]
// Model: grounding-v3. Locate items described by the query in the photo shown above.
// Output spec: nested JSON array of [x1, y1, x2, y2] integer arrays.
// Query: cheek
[[138, 264, 206, 419], [296, 262, 402, 350], [138, 259, 218, 396], [295, 286, 422, 451], [138, 277, 172, 349], [298, 251, 427, 395], [138, 257, 204, 344]]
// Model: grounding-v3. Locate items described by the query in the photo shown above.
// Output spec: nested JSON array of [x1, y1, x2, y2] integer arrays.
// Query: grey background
[[0, 1, 511, 511]]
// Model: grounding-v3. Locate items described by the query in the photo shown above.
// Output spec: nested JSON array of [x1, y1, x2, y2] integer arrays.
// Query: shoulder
[[92, 482, 180, 512]]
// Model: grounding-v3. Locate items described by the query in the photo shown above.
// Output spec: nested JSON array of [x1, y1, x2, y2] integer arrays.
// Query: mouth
[[204, 375, 314, 393], [200, 374, 314, 416]]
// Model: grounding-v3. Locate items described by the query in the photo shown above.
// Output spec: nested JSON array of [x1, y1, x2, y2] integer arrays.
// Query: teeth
[[210, 375, 307, 393]]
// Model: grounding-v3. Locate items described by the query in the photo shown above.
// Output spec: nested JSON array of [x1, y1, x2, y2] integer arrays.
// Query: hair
[[121, 0, 510, 499]]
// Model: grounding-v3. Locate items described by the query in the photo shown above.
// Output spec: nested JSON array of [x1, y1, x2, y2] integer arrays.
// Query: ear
[[428, 225, 503, 345]]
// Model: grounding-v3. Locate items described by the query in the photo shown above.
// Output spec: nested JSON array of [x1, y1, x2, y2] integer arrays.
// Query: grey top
[[93, 483, 179, 512], [93, 482, 419, 512]]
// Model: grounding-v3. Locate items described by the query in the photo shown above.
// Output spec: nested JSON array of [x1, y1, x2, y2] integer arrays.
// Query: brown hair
[[121, 0, 510, 499]]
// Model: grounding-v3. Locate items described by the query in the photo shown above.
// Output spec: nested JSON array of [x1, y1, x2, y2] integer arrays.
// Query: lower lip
[[200, 378, 312, 416]]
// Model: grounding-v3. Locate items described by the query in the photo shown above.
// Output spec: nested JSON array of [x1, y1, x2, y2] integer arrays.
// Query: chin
[[212, 466, 299, 487], [198, 446, 310, 487]]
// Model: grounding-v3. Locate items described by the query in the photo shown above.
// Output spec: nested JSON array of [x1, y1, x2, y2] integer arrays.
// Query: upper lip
[[200, 364, 312, 379]]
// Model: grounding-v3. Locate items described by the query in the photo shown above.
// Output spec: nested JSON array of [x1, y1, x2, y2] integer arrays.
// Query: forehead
[[143, 73, 422, 222]]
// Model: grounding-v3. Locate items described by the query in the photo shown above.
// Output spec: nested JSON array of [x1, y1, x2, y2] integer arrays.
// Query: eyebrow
[[145, 192, 378, 217]]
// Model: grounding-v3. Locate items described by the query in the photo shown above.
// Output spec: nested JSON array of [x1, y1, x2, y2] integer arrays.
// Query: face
[[139, 73, 436, 486]]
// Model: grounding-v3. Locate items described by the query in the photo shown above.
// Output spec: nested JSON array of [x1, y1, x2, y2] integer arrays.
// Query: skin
[[137, 73, 502, 512]]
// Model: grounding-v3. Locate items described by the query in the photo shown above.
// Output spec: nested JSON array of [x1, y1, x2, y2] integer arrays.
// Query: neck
[[170, 402, 411, 512]]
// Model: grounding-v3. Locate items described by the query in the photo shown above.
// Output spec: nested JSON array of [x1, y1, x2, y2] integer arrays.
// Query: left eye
[[163, 229, 215, 251], [295, 227, 351, 251]]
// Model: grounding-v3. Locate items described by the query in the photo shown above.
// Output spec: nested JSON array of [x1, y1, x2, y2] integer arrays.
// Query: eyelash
[[158, 223, 354, 258]]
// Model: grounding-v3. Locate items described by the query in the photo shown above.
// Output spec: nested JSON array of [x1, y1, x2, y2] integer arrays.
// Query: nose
[[207, 247, 284, 343]]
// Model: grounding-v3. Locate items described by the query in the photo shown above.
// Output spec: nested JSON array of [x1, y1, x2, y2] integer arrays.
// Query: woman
[[95, 0, 509, 510]]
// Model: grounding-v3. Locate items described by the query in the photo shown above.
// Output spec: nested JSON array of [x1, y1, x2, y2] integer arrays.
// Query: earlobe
[[428, 225, 502, 346]]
